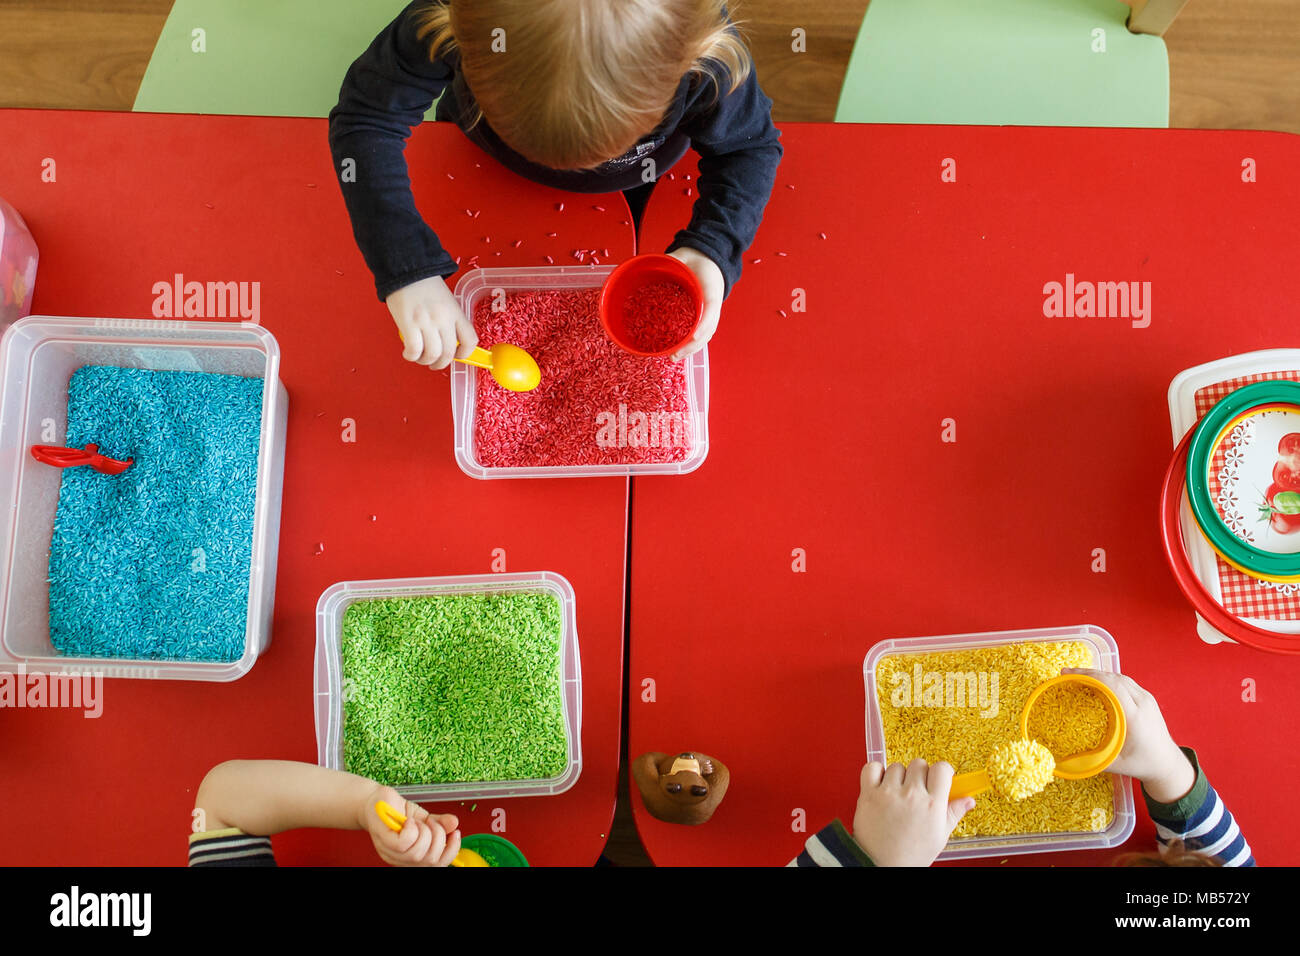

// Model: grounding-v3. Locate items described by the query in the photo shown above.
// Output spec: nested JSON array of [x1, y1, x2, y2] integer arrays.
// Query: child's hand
[[1062, 668, 1196, 802], [851, 760, 974, 866], [361, 788, 462, 867], [385, 275, 478, 370], [667, 247, 724, 362]]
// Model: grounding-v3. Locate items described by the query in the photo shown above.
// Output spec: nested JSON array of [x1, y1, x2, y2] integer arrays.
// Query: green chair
[[835, 0, 1170, 127], [134, 0, 437, 119]]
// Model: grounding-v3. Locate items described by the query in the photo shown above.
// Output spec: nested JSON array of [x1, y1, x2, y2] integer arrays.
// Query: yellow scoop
[[948, 674, 1127, 800], [456, 343, 541, 392], [374, 800, 487, 866]]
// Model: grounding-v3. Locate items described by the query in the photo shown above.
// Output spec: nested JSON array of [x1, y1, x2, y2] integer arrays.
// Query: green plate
[[1186, 380, 1300, 578], [461, 833, 529, 867]]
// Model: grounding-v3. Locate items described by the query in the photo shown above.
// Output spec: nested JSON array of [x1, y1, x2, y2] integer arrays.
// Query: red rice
[[621, 280, 697, 354], [472, 289, 692, 467]]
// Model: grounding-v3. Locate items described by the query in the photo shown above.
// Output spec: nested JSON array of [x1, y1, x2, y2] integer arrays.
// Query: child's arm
[[328, 2, 475, 369], [1142, 748, 1255, 866], [788, 820, 874, 867], [669, 44, 784, 359], [196, 760, 381, 834], [328, 2, 458, 301], [193, 760, 461, 867], [1066, 669, 1255, 867]]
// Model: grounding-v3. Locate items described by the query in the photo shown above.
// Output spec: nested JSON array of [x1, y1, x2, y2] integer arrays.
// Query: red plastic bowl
[[599, 254, 704, 357], [1161, 427, 1300, 654]]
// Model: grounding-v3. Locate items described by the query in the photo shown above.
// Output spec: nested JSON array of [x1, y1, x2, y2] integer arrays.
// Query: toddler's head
[[418, 0, 751, 170]]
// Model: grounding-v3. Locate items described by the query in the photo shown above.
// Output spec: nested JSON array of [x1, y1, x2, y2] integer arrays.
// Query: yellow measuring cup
[[374, 800, 488, 867], [948, 674, 1127, 800], [455, 343, 541, 392]]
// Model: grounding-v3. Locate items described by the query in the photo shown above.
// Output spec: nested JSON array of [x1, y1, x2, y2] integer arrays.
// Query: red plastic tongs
[[30, 443, 133, 475]]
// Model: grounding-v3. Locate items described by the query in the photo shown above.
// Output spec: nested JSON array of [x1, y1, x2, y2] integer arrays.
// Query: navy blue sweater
[[328, 1, 782, 302]]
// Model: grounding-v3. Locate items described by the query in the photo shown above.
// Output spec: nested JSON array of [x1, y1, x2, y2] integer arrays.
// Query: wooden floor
[[1, 0, 1297, 130], [0, 0, 1295, 868]]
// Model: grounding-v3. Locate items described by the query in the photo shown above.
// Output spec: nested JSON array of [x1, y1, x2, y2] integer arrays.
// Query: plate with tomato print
[[1207, 407, 1300, 555], [1186, 382, 1300, 582], [1172, 354, 1300, 628]]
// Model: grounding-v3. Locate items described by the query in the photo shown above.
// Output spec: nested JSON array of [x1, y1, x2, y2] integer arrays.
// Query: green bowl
[[461, 834, 529, 867], [1185, 380, 1300, 578]]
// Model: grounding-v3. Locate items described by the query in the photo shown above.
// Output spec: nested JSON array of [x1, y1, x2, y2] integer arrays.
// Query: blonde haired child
[[329, 0, 781, 368]]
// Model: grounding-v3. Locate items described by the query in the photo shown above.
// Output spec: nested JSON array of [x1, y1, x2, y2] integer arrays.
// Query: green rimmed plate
[[1186, 381, 1300, 579], [460, 833, 529, 867]]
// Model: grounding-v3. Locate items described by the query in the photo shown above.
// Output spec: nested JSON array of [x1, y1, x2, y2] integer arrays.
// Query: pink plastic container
[[0, 197, 38, 332]]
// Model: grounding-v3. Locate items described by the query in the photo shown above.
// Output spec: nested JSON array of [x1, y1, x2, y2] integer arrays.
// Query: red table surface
[[0, 110, 633, 866], [630, 124, 1300, 865]]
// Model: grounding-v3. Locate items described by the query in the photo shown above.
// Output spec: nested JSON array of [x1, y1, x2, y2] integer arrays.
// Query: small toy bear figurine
[[632, 750, 730, 825]]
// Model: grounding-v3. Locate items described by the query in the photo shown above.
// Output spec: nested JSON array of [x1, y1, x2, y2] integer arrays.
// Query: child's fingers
[[395, 815, 422, 853], [435, 829, 462, 867], [903, 757, 930, 791], [429, 321, 457, 369], [432, 812, 460, 833], [405, 311, 436, 366], [925, 760, 955, 798], [947, 797, 976, 830], [396, 316, 424, 362], [694, 310, 721, 343], [418, 820, 448, 865], [882, 761, 907, 788], [860, 762, 885, 791], [404, 800, 432, 825], [670, 316, 717, 361], [405, 818, 435, 862], [423, 321, 449, 366], [454, 316, 478, 360], [671, 337, 705, 362], [1063, 667, 1141, 714]]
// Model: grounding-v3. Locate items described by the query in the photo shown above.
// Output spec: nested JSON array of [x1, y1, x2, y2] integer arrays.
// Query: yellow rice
[[987, 739, 1055, 801], [1027, 681, 1110, 758], [874, 640, 1115, 838]]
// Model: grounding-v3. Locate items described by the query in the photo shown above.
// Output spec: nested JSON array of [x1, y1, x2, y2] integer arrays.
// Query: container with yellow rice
[[864, 626, 1135, 860]]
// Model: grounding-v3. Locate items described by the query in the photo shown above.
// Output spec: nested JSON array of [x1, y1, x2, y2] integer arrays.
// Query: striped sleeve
[[1142, 748, 1255, 867], [188, 827, 277, 867], [787, 819, 875, 867]]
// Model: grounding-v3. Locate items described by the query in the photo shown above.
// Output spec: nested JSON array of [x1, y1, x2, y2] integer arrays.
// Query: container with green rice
[[314, 573, 582, 801], [863, 625, 1135, 861]]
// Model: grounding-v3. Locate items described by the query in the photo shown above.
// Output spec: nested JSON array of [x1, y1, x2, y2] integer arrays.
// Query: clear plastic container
[[1168, 350, 1300, 644], [0, 316, 288, 681], [451, 266, 709, 479], [314, 571, 583, 801], [863, 624, 1136, 861], [0, 197, 39, 332]]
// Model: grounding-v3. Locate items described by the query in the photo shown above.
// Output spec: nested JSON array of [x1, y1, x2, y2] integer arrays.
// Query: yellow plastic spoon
[[948, 674, 1127, 800], [456, 344, 541, 392], [374, 800, 489, 867]]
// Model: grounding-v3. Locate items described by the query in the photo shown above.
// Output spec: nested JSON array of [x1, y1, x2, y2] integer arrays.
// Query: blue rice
[[47, 365, 263, 661]]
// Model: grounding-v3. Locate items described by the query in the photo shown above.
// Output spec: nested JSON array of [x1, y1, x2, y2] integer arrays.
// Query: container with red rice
[[450, 267, 708, 479]]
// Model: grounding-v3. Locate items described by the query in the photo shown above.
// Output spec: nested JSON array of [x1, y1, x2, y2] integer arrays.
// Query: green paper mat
[[134, 0, 439, 119], [835, 0, 1168, 127]]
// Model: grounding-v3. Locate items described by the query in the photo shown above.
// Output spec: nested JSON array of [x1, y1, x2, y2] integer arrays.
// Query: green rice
[[341, 592, 568, 785], [473, 843, 508, 866]]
